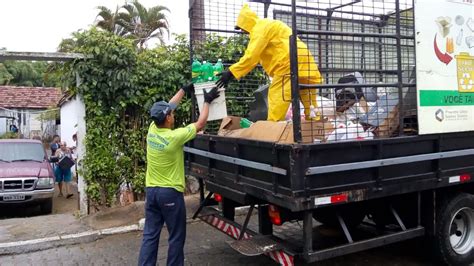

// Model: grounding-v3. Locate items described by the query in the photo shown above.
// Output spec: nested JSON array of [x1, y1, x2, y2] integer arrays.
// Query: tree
[[0, 63, 14, 85], [119, 1, 170, 48], [0, 61, 59, 87], [55, 26, 266, 206], [94, 6, 128, 36], [93, 1, 170, 49]]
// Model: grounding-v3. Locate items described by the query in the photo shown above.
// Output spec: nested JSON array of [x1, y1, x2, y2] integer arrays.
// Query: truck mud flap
[[199, 206, 295, 266]]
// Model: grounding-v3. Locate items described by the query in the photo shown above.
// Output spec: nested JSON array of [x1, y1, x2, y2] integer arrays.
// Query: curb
[[0, 224, 139, 256], [0, 206, 252, 256]]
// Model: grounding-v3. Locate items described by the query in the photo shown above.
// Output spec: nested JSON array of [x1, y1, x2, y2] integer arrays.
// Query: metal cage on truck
[[187, 0, 474, 265]]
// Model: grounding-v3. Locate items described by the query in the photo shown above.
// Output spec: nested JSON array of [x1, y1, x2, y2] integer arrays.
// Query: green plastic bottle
[[240, 118, 253, 128], [213, 59, 224, 81], [192, 59, 202, 83], [201, 61, 214, 82]]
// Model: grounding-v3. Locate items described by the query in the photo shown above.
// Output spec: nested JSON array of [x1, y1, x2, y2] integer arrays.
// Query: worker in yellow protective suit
[[216, 4, 322, 121]]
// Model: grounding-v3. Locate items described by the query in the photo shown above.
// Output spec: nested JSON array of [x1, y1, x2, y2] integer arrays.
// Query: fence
[[189, 0, 417, 143]]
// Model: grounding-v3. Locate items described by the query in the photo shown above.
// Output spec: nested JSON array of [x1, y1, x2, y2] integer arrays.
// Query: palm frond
[[95, 6, 113, 21], [132, 1, 148, 20]]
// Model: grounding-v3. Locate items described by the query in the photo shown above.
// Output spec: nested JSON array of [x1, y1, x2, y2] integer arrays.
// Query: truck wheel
[[313, 205, 366, 229], [434, 193, 474, 265], [40, 198, 53, 215]]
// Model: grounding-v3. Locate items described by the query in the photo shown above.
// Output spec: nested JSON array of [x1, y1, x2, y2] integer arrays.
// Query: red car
[[0, 139, 55, 214]]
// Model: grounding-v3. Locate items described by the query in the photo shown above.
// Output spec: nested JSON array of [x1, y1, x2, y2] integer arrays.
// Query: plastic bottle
[[240, 118, 253, 128], [201, 61, 214, 82], [213, 59, 224, 81], [191, 59, 202, 83]]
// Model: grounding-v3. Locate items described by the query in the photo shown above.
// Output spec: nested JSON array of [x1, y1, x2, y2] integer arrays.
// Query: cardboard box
[[218, 116, 334, 144], [218, 116, 241, 131], [218, 116, 245, 137], [376, 105, 399, 138], [299, 120, 335, 143]]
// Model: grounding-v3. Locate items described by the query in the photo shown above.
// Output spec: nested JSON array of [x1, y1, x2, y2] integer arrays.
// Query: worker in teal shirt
[[138, 83, 220, 266]]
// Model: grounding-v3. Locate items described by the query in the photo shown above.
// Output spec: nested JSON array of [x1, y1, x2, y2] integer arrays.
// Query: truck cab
[[0, 139, 55, 214]]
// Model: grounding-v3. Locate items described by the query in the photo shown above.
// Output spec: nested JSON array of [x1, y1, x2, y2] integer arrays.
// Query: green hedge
[[60, 28, 265, 206]]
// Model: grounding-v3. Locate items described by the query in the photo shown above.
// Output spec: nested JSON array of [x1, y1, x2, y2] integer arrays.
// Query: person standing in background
[[50, 135, 60, 156], [54, 141, 74, 199]]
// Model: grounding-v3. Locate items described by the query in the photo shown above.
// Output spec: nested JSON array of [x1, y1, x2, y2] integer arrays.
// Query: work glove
[[204, 87, 220, 104], [181, 82, 194, 95], [215, 70, 234, 88]]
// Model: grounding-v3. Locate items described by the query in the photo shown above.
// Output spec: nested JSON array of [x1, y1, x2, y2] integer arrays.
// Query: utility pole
[[189, 0, 205, 42]]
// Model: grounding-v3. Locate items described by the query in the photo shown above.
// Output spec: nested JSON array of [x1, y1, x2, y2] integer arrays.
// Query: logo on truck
[[435, 109, 445, 122]]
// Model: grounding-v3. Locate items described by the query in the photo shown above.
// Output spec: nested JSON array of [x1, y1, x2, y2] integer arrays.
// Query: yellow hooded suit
[[229, 4, 322, 121]]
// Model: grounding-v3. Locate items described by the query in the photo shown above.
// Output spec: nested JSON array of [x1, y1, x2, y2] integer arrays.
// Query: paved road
[[1, 220, 432, 266]]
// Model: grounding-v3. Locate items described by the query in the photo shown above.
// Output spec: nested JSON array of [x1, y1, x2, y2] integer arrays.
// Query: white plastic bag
[[315, 96, 336, 117], [327, 121, 373, 142]]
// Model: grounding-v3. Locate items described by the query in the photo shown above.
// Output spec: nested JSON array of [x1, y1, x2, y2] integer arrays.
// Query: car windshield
[[0, 143, 45, 162]]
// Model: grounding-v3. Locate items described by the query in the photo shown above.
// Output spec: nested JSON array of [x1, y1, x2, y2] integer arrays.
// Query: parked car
[[0, 139, 55, 214]]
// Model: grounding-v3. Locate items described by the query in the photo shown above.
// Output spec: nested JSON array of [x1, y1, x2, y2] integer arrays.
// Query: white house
[[58, 94, 83, 149], [58, 93, 88, 215], [0, 86, 61, 139]]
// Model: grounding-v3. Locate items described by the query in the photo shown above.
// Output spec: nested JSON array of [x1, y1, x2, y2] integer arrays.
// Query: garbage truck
[[186, 0, 474, 265]]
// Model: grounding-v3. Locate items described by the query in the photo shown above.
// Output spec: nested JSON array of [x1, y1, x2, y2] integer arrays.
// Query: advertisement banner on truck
[[415, 0, 474, 134]]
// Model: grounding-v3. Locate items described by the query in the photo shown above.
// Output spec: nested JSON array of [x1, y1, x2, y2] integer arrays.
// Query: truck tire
[[434, 193, 474, 265], [40, 198, 53, 215], [312, 205, 366, 229]]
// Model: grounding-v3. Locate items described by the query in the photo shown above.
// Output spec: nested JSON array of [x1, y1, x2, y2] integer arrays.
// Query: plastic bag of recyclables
[[284, 96, 374, 142], [326, 120, 374, 142], [283, 87, 398, 143], [328, 89, 400, 142], [346, 92, 399, 127], [315, 95, 375, 142], [285, 95, 337, 121]]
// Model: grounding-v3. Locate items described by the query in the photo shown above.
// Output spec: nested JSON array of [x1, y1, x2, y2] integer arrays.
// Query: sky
[[0, 0, 189, 52]]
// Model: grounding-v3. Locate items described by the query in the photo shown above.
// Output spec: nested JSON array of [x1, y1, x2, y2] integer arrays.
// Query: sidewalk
[[0, 194, 202, 255]]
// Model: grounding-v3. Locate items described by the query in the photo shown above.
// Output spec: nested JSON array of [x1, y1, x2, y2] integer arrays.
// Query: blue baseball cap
[[150, 101, 177, 124]]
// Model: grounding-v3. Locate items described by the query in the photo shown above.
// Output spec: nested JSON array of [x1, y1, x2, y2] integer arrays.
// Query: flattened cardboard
[[282, 120, 335, 144], [218, 116, 334, 144], [377, 105, 399, 138], [218, 116, 242, 137], [240, 121, 287, 141], [219, 116, 241, 131]]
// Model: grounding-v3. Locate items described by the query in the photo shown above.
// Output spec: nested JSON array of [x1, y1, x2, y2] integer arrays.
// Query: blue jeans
[[138, 187, 186, 266]]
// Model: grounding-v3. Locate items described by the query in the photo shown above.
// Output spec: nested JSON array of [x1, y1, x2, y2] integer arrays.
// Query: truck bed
[[186, 131, 474, 211]]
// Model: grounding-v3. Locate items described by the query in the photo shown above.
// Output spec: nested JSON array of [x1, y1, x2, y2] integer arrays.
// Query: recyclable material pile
[[296, 72, 401, 143], [190, 60, 402, 144], [215, 72, 401, 144]]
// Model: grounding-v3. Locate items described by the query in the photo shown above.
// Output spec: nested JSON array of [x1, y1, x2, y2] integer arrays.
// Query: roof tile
[[0, 86, 62, 109]]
